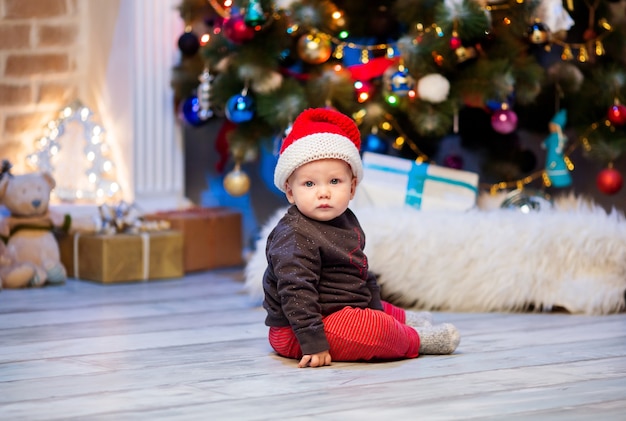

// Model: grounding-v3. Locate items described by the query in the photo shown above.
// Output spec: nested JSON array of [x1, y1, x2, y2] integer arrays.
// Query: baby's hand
[[298, 351, 332, 368]]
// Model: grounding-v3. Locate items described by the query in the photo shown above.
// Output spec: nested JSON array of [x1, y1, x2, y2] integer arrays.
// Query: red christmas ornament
[[607, 103, 626, 126], [596, 167, 623, 195], [223, 15, 255, 44], [583, 28, 597, 41], [449, 36, 461, 50]]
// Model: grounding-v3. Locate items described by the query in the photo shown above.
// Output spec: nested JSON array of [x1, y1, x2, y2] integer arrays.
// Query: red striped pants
[[268, 301, 420, 361]]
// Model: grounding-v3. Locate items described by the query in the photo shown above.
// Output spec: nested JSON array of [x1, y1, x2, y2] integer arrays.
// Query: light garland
[[549, 28, 611, 63], [198, 1, 617, 195], [482, 121, 616, 194], [26, 100, 121, 204], [354, 109, 618, 195], [353, 109, 430, 162]]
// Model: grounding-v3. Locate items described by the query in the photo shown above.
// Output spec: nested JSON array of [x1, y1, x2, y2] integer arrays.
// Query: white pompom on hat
[[274, 108, 363, 192]]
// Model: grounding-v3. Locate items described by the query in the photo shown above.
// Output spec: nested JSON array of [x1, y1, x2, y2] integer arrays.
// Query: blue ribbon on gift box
[[364, 161, 479, 209]]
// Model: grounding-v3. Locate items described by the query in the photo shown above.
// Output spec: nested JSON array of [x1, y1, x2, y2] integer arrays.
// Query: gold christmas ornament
[[223, 164, 251, 197], [297, 32, 332, 64], [455, 45, 477, 63]]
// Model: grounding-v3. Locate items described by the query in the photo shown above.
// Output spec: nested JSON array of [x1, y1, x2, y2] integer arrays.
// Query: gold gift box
[[57, 231, 184, 283], [143, 207, 243, 272]]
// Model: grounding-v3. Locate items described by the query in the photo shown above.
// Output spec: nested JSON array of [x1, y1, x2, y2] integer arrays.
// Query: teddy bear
[[0, 160, 100, 288], [0, 240, 38, 289]]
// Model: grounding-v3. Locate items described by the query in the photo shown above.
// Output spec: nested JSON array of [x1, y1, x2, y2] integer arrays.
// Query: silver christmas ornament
[[197, 68, 214, 120], [500, 189, 553, 213]]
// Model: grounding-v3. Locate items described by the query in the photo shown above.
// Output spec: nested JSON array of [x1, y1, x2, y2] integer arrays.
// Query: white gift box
[[353, 152, 480, 211]]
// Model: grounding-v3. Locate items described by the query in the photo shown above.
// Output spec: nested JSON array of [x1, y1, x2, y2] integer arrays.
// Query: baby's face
[[285, 159, 356, 222]]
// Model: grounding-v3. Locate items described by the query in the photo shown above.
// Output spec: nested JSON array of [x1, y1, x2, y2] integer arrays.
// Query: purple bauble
[[491, 109, 518, 134], [443, 154, 464, 169]]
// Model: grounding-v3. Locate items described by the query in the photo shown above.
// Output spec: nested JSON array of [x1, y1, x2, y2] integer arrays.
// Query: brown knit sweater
[[262, 205, 383, 355]]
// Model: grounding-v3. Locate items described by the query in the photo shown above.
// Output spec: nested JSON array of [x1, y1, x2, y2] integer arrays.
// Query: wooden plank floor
[[1, 269, 625, 420]]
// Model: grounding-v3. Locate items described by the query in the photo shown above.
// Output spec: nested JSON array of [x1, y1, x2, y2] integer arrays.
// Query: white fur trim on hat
[[274, 132, 363, 192]]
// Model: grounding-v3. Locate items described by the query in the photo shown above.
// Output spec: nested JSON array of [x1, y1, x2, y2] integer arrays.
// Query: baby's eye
[[304, 181, 314, 187], [330, 178, 339, 184]]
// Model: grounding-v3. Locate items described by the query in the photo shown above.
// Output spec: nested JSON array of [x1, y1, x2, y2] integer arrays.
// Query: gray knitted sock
[[414, 323, 461, 355], [405, 310, 433, 327]]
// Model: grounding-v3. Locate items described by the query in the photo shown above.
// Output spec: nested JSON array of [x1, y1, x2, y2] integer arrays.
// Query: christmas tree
[[171, 0, 626, 198]]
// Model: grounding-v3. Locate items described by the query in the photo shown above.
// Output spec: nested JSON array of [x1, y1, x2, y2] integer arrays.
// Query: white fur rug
[[245, 195, 626, 315]]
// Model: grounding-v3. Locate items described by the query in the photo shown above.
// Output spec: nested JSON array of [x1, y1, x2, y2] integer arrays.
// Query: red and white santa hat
[[274, 108, 363, 192]]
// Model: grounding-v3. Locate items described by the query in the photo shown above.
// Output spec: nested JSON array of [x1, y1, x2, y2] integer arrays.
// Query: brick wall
[[0, 0, 83, 172]]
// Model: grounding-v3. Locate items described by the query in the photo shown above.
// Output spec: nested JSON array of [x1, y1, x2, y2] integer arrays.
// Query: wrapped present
[[143, 207, 243, 272], [353, 152, 479, 211], [57, 230, 184, 283]]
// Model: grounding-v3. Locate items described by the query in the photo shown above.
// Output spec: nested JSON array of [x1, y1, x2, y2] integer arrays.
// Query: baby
[[262, 108, 460, 368]]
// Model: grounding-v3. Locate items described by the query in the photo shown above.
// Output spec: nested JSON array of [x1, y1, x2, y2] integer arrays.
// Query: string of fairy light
[[205, 0, 615, 66], [197, 0, 621, 195], [26, 101, 122, 203], [359, 112, 616, 194]]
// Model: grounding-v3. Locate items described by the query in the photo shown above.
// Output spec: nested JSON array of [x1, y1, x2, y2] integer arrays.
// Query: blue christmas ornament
[[486, 94, 515, 112], [389, 68, 414, 95], [363, 133, 389, 154], [180, 95, 207, 127], [177, 31, 200, 56], [225, 93, 255, 123], [486, 99, 504, 111]]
